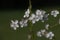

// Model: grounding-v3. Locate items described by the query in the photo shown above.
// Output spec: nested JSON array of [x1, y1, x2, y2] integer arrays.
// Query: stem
[[29, 0, 32, 32], [29, 0, 32, 11], [28, 0, 34, 40]]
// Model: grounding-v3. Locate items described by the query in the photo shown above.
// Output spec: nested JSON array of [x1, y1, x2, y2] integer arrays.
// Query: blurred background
[[0, 0, 60, 40], [0, 0, 60, 9]]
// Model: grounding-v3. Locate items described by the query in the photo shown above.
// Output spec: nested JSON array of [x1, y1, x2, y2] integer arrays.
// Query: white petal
[[36, 18, 39, 22], [52, 34, 54, 37], [15, 20, 18, 24], [29, 17, 33, 20], [51, 10, 59, 16], [23, 15, 26, 18], [14, 27, 17, 30], [24, 20, 28, 23], [41, 20, 44, 22], [45, 33, 50, 38], [36, 10, 41, 15], [11, 20, 15, 24], [21, 25, 24, 28], [27, 9, 30, 14], [32, 20, 36, 24], [26, 15, 29, 17], [25, 9, 30, 15], [54, 15, 57, 17], [16, 24, 19, 27]]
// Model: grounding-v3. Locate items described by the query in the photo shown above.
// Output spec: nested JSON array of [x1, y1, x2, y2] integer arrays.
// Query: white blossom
[[20, 19, 28, 28], [49, 32, 54, 39], [36, 10, 46, 20], [29, 13, 35, 20], [37, 29, 46, 37], [36, 10, 46, 16], [37, 29, 54, 39], [28, 10, 47, 24], [36, 10, 41, 15], [36, 9, 49, 22], [36, 15, 43, 20], [23, 9, 30, 18], [51, 10, 59, 17], [37, 31, 42, 37], [45, 32, 54, 39], [10, 20, 19, 30]]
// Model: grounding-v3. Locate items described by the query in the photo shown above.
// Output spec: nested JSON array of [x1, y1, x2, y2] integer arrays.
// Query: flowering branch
[[10, 0, 60, 40]]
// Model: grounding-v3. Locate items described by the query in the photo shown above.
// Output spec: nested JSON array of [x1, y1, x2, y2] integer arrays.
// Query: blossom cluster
[[10, 8, 59, 39], [37, 29, 54, 39], [37, 24, 54, 40], [10, 9, 49, 30], [51, 10, 59, 17], [10, 9, 59, 29]]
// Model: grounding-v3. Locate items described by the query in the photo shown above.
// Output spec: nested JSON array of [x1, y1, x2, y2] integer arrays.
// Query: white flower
[[36, 10, 45, 20], [23, 9, 30, 18], [37, 31, 42, 37], [36, 10, 41, 15], [10, 20, 19, 30], [36, 15, 43, 20], [51, 10, 59, 17], [49, 32, 54, 37], [49, 32, 54, 39], [28, 10, 46, 24], [45, 32, 54, 39], [20, 19, 28, 28], [36, 10, 46, 16], [36, 10, 47, 22], [29, 13, 37, 24], [29, 13, 35, 20], [29, 13, 43, 24], [45, 24, 49, 30]]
